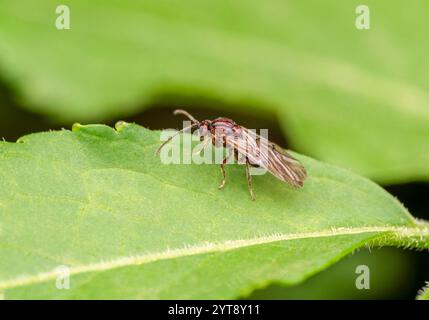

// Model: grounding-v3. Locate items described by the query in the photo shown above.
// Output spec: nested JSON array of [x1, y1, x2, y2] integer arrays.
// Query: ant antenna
[[156, 122, 199, 155], [173, 109, 199, 124], [156, 109, 201, 155]]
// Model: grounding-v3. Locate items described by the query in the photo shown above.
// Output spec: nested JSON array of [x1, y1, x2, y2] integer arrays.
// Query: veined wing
[[227, 128, 307, 187]]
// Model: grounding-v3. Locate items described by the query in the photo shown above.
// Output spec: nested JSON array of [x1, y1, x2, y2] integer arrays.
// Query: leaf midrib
[[0, 224, 426, 291]]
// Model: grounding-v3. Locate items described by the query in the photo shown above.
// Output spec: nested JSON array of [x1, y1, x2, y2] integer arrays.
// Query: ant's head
[[172, 109, 211, 141]]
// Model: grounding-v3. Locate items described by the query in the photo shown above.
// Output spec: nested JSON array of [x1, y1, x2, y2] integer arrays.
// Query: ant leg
[[218, 149, 232, 189], [246, 159, 256, 200], [218, 163, 226, 189]]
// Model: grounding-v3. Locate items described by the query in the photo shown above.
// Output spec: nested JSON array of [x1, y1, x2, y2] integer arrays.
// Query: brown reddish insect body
[[156, 109, 307, 200]]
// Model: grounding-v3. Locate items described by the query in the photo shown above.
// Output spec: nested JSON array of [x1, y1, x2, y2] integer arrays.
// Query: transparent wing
[[226, 127, 307, 187]]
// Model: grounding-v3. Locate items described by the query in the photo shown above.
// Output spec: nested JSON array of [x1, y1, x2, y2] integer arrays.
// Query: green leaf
[[0, 123, 428, 299], [1, 1, 429, 183]]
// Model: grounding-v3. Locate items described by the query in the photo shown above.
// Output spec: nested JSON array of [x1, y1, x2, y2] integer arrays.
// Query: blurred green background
[[0, 0, 428, 299]]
